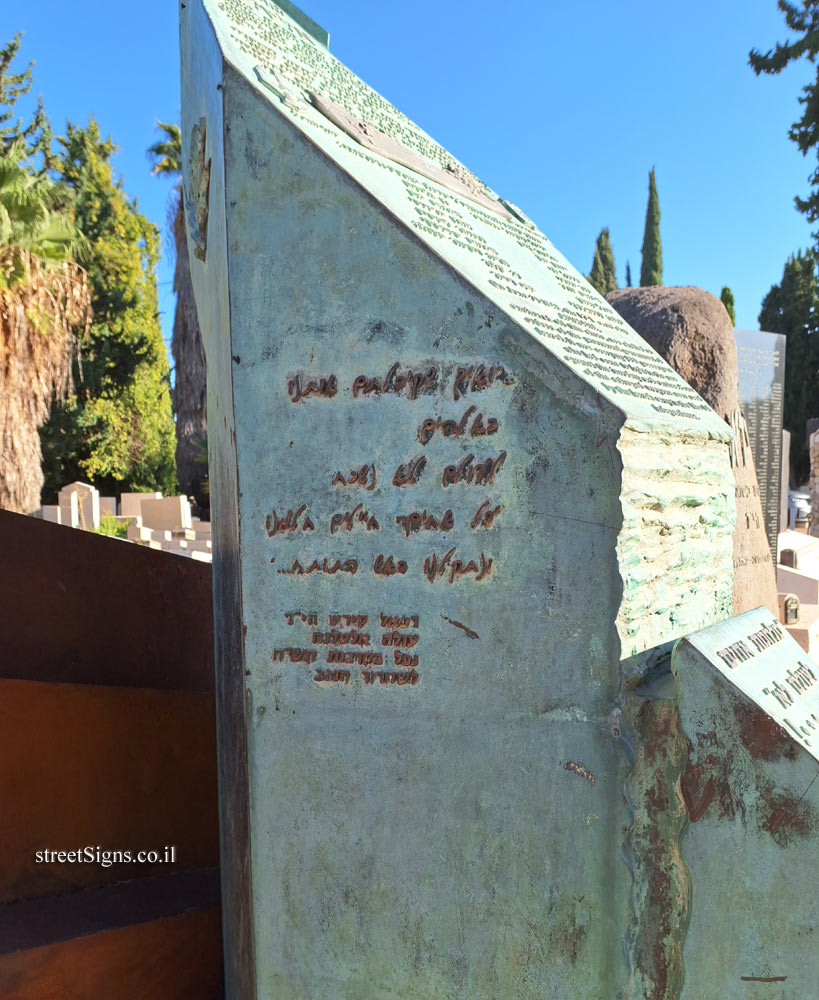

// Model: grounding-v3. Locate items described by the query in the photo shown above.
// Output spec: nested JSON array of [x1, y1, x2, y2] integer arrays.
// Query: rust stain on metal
[[440, 614, 479, 639], [680, 767, 716, 823], [733, 700, 798, 762], [760, 787, 818, 847], [564, 761, 595, 786]]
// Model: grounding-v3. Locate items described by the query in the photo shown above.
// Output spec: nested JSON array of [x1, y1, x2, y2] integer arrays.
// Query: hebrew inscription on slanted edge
[[684, 606, 819, 760], [266, 360, 516, 690], [217, 0, 728, 436]]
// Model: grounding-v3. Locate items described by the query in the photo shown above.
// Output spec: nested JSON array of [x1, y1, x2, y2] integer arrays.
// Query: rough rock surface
[[607, 287, 739, 415], [607, 286, 778, 617]]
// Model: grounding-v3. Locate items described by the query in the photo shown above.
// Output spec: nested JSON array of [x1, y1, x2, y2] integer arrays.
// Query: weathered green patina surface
[[620, 610, 819, 998], [181, 2, 738, 997], [674, 610, 819, 998]]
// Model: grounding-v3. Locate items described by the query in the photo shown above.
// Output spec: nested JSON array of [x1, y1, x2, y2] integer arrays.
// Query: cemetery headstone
[[734, 328, 786, 555], [57, 488, 79, 529], [782, 428, 791, 531], [58, 482, 100, 532], [779, 592, 799, 623], [607, 287, 778, 616], [119, 491, 163, 519], [139, 496, 193, 532], [39, 505, 61, 525], [182, 2, 736, 996]]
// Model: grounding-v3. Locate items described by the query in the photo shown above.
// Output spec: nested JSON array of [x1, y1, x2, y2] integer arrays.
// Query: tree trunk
[[1, 257, 89, 514], [171, 193, 208, 511]]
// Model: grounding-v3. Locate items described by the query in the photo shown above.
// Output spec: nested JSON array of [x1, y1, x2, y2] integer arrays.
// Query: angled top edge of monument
[[271, 0, 328, 48], [196, 0, 731, 439]]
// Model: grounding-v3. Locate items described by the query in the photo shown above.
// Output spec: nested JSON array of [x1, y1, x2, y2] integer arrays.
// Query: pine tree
[[40, 119, 177, 499], [758, 250, 819, 483], [720, 286, 736, 325], [0, 34, 54, 171], [751, 6, 819, 237], [640, 168, 663, 286], [626, 261, 632, 287], [588, 227, 618, 295]]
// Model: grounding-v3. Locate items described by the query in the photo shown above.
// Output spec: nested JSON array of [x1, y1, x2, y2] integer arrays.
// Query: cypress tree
[[640, 168, 663, 286], [720, 286, 736, 325], [589, 245, 606, 295], [588, 227, 617, 295], [626, 261, 632, 287]]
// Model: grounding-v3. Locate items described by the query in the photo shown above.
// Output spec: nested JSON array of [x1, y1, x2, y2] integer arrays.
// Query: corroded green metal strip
[[621, 662, 692, 1000]]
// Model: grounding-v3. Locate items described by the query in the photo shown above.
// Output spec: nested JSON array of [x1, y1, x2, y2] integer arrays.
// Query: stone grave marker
[[57, 490, 78, 529], [39, 505, 61, 525], [139, 495, 193, 532], [119, 491, 162, 519], [669, 608, 819, 997], [181, 2, 737, 996], [58, 482, 100, 531], [782, 428, 791, 531], [734, 328, 786, 556]]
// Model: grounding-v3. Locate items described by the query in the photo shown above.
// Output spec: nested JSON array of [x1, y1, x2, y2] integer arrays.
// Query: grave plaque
[[682, 606, 819, 755], [734, 329, 786, 559], [671, 608, 819, 996], [181, 2, 736, 996]]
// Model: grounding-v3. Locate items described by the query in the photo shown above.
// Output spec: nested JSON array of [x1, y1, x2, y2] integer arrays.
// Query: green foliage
[[626, 260, 632, 287], [589, 246, 606, 294], [0, 38, 72, 263], [640, 168, 663, 286], [40, 119, 177, 500], [0, 36, 91, 514], [758, 249, 819, 482], [750, 3, 819, 235], [588, 227, 617, 295], [720, 286, 736, 325], [95, 514, 128, 538], [0, 34, 54, 171], [0, 138, 81, 272]]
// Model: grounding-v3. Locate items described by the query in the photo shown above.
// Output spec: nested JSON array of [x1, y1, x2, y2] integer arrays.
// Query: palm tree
[[0, 138, 91, 512], [148, 121, 207, 512]]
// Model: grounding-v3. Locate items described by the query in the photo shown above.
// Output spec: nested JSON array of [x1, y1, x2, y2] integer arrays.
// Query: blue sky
[[10, 0, 819, 350]]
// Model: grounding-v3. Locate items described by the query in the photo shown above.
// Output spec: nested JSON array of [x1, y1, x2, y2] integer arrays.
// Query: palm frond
[[147, 121, 181, 177]]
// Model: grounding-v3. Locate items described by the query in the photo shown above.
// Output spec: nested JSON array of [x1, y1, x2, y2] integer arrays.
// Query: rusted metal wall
[[0, 509, 214, 692], [0, 510, 222, 997]]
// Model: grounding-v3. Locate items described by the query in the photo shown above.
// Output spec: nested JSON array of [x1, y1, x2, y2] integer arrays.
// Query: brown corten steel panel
[[0, 679, 219, 904], [0, 906, 224, 1000], [0, 509, 214, 692]]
